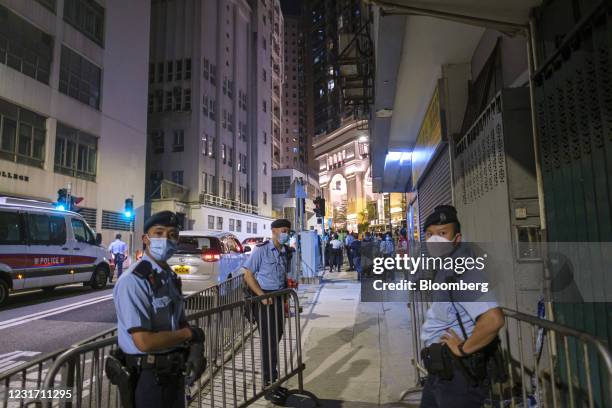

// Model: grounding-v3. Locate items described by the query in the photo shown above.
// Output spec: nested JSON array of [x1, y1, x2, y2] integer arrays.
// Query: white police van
[[0, 197, 111, 306]]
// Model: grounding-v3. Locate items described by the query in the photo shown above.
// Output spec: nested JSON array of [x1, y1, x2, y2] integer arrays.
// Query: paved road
[[0, 280, 211, 374]]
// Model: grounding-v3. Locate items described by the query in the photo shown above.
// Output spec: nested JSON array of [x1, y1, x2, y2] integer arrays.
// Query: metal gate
[[416, 145, 452, 239], [533, 0, 612, 406]]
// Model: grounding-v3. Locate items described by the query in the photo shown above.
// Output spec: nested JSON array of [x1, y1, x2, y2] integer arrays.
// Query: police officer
[[241, 218, 292, 405], [419, 205, 505, 408], [113, 211, 205, 408], [108, 233, 127, 279]]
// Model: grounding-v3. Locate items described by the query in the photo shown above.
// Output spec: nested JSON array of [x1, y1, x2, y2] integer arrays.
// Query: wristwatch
[[458, 342, 469, 357]]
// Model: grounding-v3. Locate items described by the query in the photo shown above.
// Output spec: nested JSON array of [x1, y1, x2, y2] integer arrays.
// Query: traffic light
[[124, 198, 134, 219], [56, 189, 68, 211], [314, 197, 326, 218]]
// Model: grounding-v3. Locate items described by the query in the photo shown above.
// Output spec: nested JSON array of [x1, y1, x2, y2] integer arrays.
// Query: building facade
[[146, 0, 277, 240], [271, 167, 319, 230], [0, 0, 150, 245]]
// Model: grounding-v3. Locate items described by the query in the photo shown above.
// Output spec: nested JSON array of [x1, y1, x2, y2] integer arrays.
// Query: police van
[[0, 197, 111, 306]]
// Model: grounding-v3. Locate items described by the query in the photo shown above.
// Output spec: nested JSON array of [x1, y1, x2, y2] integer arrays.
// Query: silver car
[[167, 231, 249, 293]]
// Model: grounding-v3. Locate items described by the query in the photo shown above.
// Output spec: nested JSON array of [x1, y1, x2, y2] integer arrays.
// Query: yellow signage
[[412, 86, 442, 186]]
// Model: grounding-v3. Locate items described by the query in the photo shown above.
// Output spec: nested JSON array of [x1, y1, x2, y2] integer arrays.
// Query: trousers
[[134, 368, 185, 408], [420, 359, 487, 408], [114, 253, 125, 278], [256, 291, 285, 385]]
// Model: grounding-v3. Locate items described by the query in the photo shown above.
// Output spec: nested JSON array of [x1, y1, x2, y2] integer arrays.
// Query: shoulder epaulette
[[132, 260, 154, 279]]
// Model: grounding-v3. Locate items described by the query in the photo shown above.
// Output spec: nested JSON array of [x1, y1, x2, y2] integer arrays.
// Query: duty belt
[[125, 350, 187, 372]]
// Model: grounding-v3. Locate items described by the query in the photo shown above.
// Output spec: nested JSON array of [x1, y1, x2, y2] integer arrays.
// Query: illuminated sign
[[412, 86, 442, 186]]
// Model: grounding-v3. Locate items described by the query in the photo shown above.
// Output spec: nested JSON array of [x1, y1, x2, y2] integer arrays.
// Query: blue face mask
[[148, 237, 177, 261], [278, 232, 290, 245]]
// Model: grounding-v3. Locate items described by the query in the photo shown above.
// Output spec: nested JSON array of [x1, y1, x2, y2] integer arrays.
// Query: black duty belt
[[125, 350, 187, 371]]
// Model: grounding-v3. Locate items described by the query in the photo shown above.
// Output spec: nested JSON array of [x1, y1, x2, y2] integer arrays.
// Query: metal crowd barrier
[[400, 292, 612, 408], [0, 275, 246, 408], [38, 288, 318, 407]]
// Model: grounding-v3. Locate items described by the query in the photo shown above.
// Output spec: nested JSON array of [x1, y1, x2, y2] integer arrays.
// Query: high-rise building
[[0, 0, 150, 244], [302, 0, 373, 139], [146, 0, 275, 237], [270, 0, 284, 170], [280, 13, 305, 170]]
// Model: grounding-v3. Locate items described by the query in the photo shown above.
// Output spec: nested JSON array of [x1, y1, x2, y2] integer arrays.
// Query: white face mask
[[425, 234, 454, 257], [147, 236, 177, 261]]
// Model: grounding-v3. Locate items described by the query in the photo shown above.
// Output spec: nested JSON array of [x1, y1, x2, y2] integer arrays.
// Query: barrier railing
[[400, 293, 612, 408], [39, 289, 319, 407], [0, 275, 245, 408]]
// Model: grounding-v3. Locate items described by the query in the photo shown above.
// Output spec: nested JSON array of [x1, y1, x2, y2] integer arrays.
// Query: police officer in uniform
[[112, 211, 205, 408], [419, 205, 505, 408], [241, 218, 292, 405]]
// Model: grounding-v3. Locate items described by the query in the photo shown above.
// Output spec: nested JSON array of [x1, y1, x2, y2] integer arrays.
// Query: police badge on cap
[[144, 211, 180, 232], [424, 205, 460, 231]]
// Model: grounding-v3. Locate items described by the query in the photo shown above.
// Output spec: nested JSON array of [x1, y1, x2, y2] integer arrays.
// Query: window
[[173, 130, 184, 152], [262, 192, 267, 205], [208, 135, 215, 158], [0, 98, 46, 168], [263, 162, 267, 175], [174, 60, 182, 81], [227, 80, 233, 99], [209, 98, 216, 120], [222, 77, 227, 95], [221, 143, 226, 164], [71, 218, 94, 243], [216, 216, 223, 230], [63, 0, 105, 45], [272, 176, 290, 194], [0, 211, 24, 244], [185, 58, 191, 79], [253, 222, 258, 234], [174, 88, 182, 111], [262, 100, 267, 112], [228, 147, 233, 167], [263, 131, 267, 144], [155, 90, 163, 112], [171, 170, 184, 185], [183, 88, 191, 111], [210, 64, 216, 83], [222, 109, 227, 129], [27, 213, 66, 245], [262, 69, 267, 81], [229, 218, 235, 231], [236, 219, 242, 232], [247, 221, 252, 233], [59, 46, 102, 109], [0, 5, 54, 84], [54, 123, 97, 180], [167, 61, 173, 81], [208, 215, 215, 229], [151, 131, 164, 154], [165, 91, 172, 111]]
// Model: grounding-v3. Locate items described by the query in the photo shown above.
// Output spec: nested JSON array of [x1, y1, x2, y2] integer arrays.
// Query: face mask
[[425, 234, 455, 258], [147, 237, 177, 261], [278, 232, 289, 245]]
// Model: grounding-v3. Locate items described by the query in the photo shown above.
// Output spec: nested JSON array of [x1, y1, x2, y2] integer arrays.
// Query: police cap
[[424, 205, 460, 231], [271, 218, 291, 229], [144, 211, 180, 232]]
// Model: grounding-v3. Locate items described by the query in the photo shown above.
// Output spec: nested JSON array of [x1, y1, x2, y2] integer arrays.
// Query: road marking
[[0, 294, 114, 331], [0, 350, 41, 372]]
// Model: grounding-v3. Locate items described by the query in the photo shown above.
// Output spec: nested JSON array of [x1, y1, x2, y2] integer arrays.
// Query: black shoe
[[265, 388, 288, 406]]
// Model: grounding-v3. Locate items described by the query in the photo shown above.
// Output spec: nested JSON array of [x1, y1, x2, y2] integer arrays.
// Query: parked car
[[167, 232, 251, 291], [0, 197, 110, 306]]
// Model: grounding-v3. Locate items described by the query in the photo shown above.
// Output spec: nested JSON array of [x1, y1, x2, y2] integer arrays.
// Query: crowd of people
[[321, 227, 409, 279]]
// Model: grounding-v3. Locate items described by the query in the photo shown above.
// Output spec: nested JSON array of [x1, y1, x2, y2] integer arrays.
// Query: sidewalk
[[271, 270, 420, 407]]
